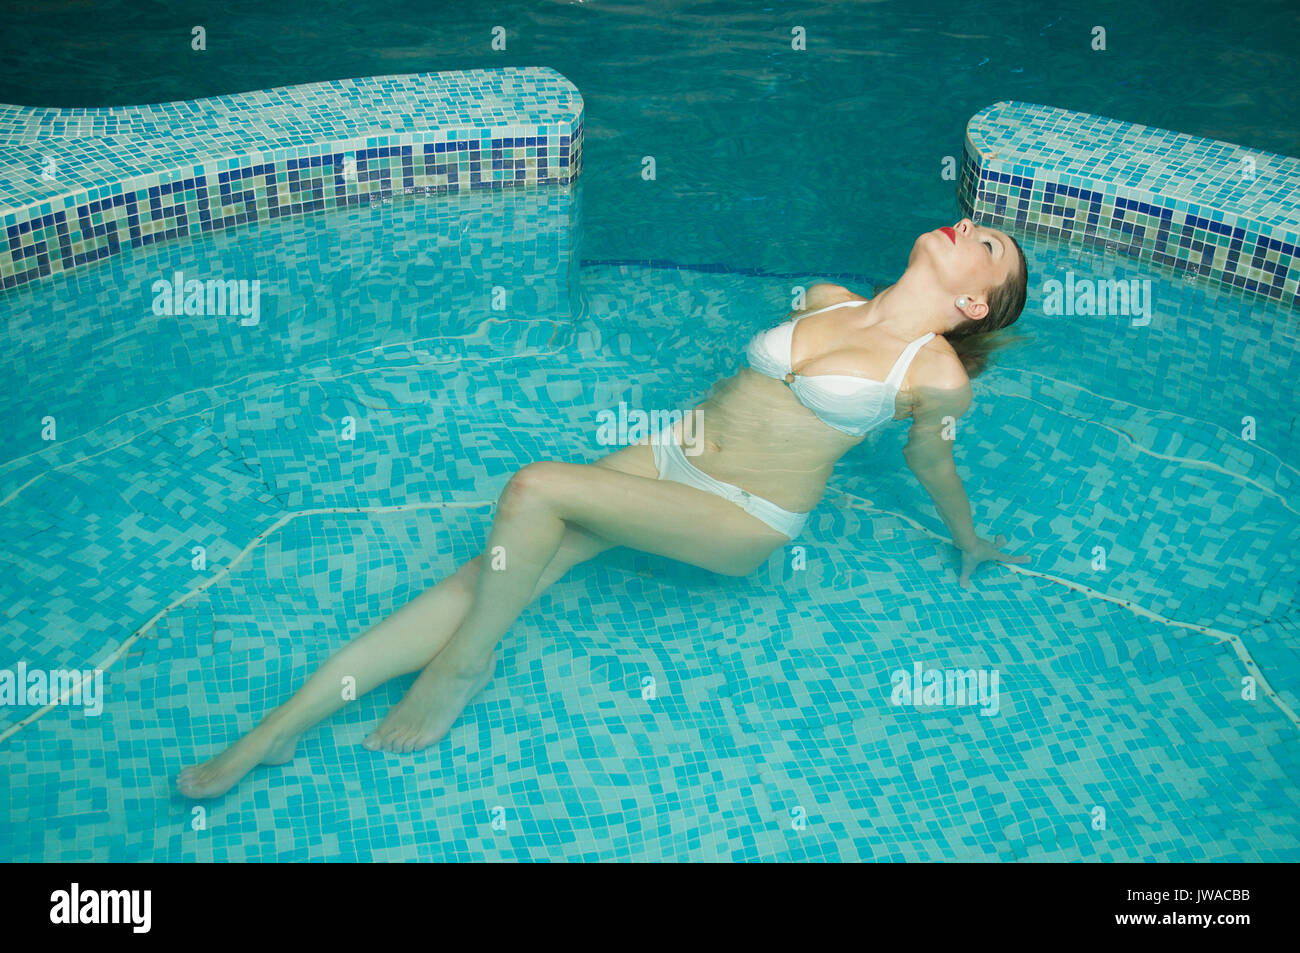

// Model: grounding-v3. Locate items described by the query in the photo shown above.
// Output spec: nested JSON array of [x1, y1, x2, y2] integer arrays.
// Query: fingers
[[957, 536, 1028, 589], [958, 555, 973, 588]]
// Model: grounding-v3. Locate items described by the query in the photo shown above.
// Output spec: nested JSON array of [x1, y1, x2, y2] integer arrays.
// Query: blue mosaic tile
[[0, 68, 583, 289], [960, 101, 1300, 308], [2, 210, 1297, 859], [1, 85, 1297, 861]]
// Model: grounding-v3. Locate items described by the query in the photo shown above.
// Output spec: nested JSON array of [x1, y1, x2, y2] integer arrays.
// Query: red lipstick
[[939, 226, 956, 244]]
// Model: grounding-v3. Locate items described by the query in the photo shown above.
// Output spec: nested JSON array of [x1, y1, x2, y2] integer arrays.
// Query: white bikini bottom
[[650, 425, 811, 541]]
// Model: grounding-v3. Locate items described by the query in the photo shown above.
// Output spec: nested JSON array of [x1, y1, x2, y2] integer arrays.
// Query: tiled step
[[960, 101, 1299, 308], [0, 68, 584, 290]]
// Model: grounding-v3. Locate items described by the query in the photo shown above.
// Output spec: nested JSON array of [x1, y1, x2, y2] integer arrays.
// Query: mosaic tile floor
[[1, 191, 1297, 861]]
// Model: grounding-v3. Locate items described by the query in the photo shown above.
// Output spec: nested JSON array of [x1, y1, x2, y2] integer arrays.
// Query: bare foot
[[176, 724, 301, 799], [363, 654, 494, 753]]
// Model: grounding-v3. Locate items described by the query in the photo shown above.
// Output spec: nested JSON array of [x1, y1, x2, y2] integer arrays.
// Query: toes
[[365, 726, 405, 753]]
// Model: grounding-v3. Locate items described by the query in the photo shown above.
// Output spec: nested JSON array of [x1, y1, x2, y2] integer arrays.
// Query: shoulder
[[921, 336, 969, 388], [801, 282, 868, 311], [913, 339, 972, 415]]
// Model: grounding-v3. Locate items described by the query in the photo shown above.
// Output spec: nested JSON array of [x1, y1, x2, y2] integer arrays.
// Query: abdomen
[[674, 368, 862, 512]]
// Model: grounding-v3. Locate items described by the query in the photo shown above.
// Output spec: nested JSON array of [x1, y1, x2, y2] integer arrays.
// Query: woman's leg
[[364, 458, 789, 752], [176, 522, 614, 798]]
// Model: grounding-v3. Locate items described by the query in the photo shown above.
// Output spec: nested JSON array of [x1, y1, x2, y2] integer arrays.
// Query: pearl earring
[[956, 297, 968, 308]]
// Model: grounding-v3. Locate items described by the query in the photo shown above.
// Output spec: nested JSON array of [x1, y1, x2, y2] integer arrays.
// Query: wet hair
[[944, 232, 1030, 378], [873, 231, 1030, 379]]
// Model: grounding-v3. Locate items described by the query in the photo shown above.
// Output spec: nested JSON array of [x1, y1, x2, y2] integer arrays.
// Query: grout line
[[987, 365, 1300, 480], [0, 498, 496, 745], [828, 487, 1300, 733], [984, 384, 1299, 517]]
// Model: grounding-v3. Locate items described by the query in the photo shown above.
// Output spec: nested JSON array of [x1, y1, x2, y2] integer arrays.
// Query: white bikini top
[[744, 299, 935, 437]]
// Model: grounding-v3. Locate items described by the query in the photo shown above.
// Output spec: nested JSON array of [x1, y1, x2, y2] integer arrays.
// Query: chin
[[915, 232, 945, 263]]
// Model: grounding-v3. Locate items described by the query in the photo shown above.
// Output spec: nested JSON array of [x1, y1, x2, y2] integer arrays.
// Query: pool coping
[[0, 67, 584, 290], [959, 101, 1300, 309]]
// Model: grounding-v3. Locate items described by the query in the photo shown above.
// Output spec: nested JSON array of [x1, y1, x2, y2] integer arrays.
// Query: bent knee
[[499, 460, 568, 513], [501, 462, 534, 498]]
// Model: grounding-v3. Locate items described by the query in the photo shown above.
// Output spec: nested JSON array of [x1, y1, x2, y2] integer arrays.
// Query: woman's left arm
[[902, 380, 1030, 586], [901, 381, 979, 553]]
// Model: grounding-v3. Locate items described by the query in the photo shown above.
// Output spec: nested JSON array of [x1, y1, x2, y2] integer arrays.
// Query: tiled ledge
[[959, 101, 1299, 308], [0, 67, 584, 289]]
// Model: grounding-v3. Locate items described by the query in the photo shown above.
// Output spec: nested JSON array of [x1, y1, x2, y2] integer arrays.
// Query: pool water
[[1, 1, 1298, 861], [2, 183, 1297, 860]]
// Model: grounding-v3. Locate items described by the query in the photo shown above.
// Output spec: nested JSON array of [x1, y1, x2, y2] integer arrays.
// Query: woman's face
[[912, 218, 1019, 300]]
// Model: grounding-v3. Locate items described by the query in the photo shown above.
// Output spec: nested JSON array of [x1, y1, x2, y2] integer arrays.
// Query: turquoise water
[[2, 187, 1298, 861], [3, 0, 1299, 275], [1, 2, 1299, 861]]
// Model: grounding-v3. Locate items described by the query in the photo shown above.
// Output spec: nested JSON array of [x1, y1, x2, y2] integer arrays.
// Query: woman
[[178, 217, 1031, 798]]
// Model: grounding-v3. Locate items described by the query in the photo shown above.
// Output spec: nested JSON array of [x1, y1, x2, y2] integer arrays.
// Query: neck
[[865, 273, 955, 339]]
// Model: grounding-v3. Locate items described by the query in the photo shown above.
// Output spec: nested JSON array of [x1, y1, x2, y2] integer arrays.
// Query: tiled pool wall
[[959, 101, 1300, 310], [0, 182, 578, 461], [0, 67, 583, 290]]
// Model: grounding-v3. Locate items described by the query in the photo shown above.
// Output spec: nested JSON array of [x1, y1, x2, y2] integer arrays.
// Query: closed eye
[[982, 240, 994, 253]]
